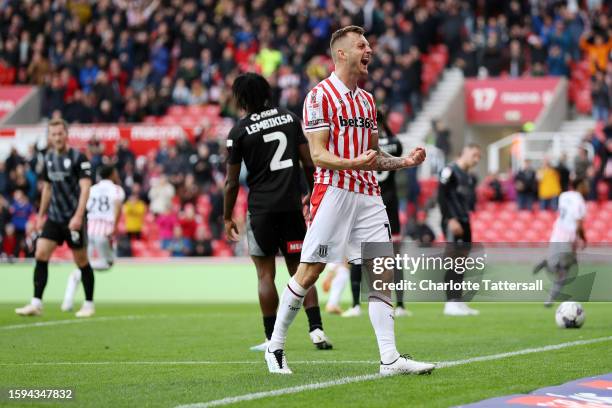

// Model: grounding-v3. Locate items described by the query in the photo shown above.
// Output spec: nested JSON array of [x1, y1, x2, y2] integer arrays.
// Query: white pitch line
[[175, 335, 612, 408], [0, 312, 257, 331], [0, 360, 377, 367], [0, 314, 158, 330]]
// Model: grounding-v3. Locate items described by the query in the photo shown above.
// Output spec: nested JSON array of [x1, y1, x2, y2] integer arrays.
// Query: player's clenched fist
[[403, 147, 426, 167], [352, 149, 377, 170], [224, 219, 240, 241]]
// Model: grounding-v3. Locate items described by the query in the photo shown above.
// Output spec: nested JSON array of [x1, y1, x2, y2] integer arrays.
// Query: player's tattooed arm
[[223, 163, 241, 241], [374, 145, 407, 170], [371, 132, 426, 170]]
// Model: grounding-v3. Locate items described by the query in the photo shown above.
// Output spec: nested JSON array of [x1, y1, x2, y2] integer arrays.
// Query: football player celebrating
[[264, 26, 433, 376]]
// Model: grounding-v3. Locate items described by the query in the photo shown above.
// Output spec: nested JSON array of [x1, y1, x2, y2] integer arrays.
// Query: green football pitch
[[1, 260, 611, 408]]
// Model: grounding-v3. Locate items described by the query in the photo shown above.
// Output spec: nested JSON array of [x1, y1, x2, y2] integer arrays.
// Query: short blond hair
[[330, 25, 365, 51], [48, 118, 69, 131]]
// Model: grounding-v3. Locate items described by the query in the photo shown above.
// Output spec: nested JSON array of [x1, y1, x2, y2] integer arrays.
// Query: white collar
[[329, 72, 359, 97]]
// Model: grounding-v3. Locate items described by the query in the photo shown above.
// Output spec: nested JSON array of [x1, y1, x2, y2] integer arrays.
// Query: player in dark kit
[[437, 143, 481, 316], [343, 111, 412, 318], [15, 118, 95, 318], [224, 73, 332, 351]]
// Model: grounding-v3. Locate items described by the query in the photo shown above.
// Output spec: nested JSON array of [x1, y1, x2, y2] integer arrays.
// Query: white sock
[[31, 297, 42, 308], [327, 264, 349, 308], [368, 294, 400, 364], [83, 300, 94, 309], [63, 269, 81, 308], [268, 277, 308, 351]]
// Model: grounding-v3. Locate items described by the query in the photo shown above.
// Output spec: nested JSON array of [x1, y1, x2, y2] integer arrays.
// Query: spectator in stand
[[189, 80, 207, 106], [191, 225, 213, 257], [487, 173, 504, 202], [166, 225, 192, 257], [515, 160, 538, 210], [64, 90, 95, 123], [0, 195, 11, 242], [158, 211, 177, 250], [178, 204, 198, 243], [538, 158, 562, 211], [574, 146, 591, 182], [433, 119, 451, 162], [506, 40, 527, 77], [579, 29, 612, 75], [557, 153, 571, 192], [148, 175, 175, 215], [0, 162, 8, 198], [8, 164, 30, 198], [79, 57, 99, 94], [481, 33, 503, 77], [177, 174, 199, 206], [256, 41, 283, 77], [591, 70, 610, 122], [115, 139, 136, 174], [455, 40, 478, 77], [1, 224, 17, 262], [547, 45, 570, 77], [9, 190, 33, 258], [172, 78, 191, 106], [96, 99, 119, 123], [123, 189, 147, 240]]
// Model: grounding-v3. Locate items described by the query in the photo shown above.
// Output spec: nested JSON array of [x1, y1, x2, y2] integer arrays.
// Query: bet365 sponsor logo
[[339, 116, 374, 129]]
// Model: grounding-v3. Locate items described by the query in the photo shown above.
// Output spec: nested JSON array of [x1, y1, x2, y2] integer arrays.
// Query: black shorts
[[246, 210, 306, 258], [382, 194, 400, 237], [41, 219, 87, 249]]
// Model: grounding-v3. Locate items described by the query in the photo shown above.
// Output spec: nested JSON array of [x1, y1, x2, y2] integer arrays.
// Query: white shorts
[[301, 184, 393, 265]]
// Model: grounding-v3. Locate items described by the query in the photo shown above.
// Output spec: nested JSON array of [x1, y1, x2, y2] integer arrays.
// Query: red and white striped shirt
[[87, 180, 125, 238], [303, 72, 381, 196]]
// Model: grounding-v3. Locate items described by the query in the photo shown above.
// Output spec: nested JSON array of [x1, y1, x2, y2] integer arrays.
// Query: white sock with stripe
[[369, 294, 400, 364], [268, 277, 308, 351]]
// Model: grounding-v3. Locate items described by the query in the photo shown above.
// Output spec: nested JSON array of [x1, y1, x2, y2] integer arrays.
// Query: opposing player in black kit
[[437, 143, 481, 316], [343, 111, 411, 318], [15, 118, 95, 318], [224, 73, 332, 351]]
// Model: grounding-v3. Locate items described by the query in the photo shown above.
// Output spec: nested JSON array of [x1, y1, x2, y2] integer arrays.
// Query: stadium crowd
[[0, 134, 229, 260], [0, 0, 611, 124], [3, 0, 612, 258]]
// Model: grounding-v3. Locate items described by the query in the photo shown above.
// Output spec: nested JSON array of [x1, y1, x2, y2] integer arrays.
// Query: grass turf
[[1, 261, 611, 408]]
